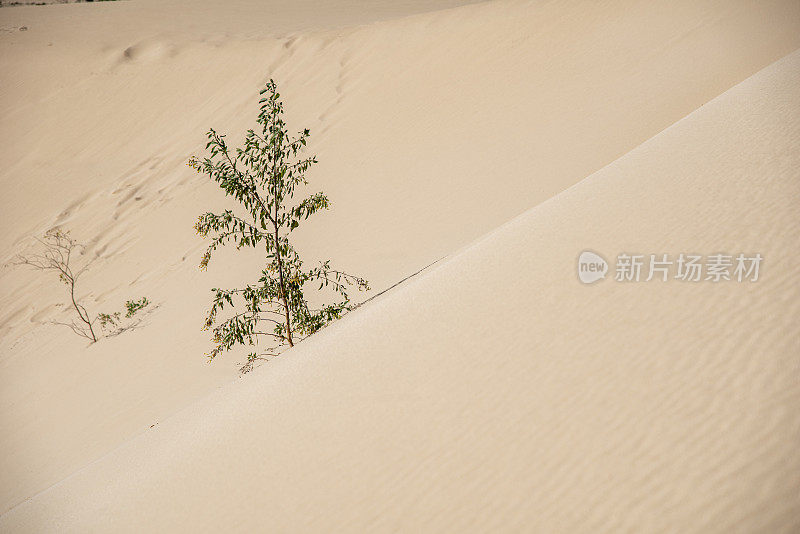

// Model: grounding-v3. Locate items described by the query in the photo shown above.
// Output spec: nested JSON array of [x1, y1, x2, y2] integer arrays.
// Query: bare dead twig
[[14, 229, 98, 342], [13, 228, 152, 344]]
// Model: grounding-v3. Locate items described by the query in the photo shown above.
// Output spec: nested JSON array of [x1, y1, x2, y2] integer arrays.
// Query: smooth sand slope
[[1, 0, 800, 521], [3, 45, 799, 534]]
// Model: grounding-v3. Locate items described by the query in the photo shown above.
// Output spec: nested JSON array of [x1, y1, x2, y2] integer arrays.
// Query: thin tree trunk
[[273, 221, 293, 347], [69, 277, 96, 342], [270, 131, 293, 348]]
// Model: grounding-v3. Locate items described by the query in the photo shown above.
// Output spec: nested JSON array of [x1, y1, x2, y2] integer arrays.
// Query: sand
[[1, 0, 799, 531]]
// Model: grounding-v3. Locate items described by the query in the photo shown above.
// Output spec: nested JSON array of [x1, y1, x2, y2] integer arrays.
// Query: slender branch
[[272, 215, 293, 347], [223, 144, 274, 226]]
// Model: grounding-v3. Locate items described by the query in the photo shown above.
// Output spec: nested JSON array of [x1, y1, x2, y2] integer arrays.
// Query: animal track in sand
[[117, 40, 176, 65], [0, 305, 31, 332], [110, 157, 162, 196], [283, 36, 299, 50], [316, 53, 354, 133], [89, 233, 138, 260], [53, 193, 93, 226], [29, 303, 63, 325], [109, 156, 171, 220]]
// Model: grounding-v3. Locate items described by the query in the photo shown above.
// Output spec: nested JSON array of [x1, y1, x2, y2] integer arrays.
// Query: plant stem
[[273, 214, 293, 347], [69, 275, 96, 342]]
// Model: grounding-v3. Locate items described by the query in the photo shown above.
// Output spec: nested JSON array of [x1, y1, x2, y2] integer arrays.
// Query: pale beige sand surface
[[2, 45, 799, 534], [1, 0, 799, 526]]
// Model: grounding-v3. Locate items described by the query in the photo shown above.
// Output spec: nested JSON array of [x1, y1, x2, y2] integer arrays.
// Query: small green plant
[[14, 228, 151, 342], [97, 311, 121, 330], [190, 79, 369, 372], [125, 297, 150, 318], [97, 298, 151, 332]]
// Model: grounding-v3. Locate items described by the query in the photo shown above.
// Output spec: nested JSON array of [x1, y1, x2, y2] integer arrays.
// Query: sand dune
[[1, 0, 799, 528], [2, 43, 799, 534]]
